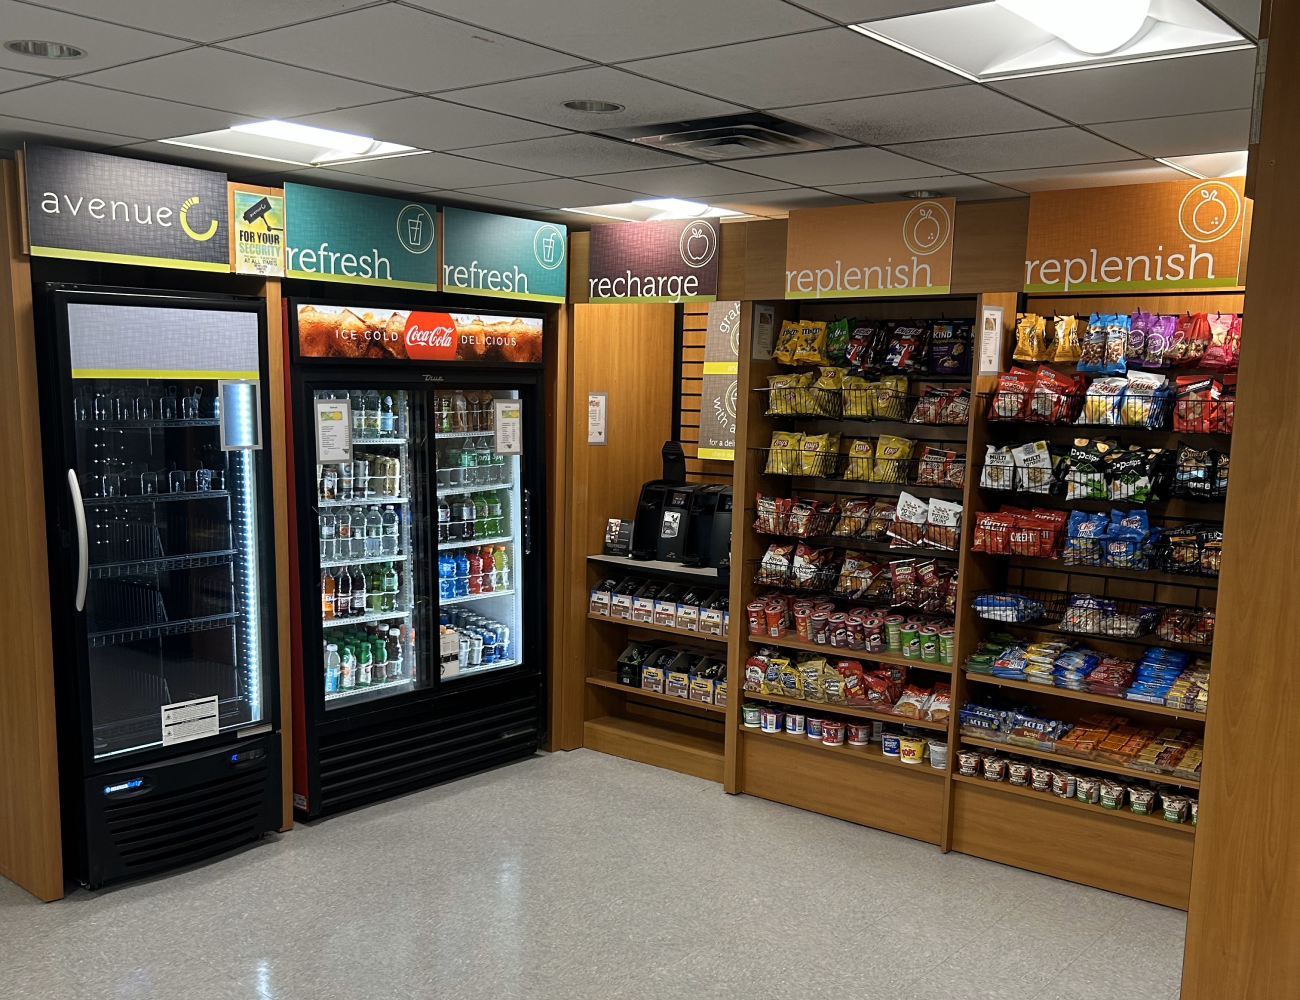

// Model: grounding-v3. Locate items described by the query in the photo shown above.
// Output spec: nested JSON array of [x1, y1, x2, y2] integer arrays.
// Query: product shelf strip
[[84, 490, 230, 506], [740, 687, 949, 731], [88, 611, 240, 647], [587, 613, 727, 644], [322, 608, 409, 628], [742, 725, 947, 777], [958, 734, 1201, 789], [441, 588, 516, 607], [440, 534, 514, 552], [746, 631, 955, 674], [964, 671, 1208, 721], [324, 675, 414, 702], [320, 553, 409, 570], [587, 670, 726, 715]]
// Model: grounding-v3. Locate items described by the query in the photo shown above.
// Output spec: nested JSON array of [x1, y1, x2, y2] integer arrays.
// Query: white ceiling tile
[[407, 0, 830, 62], [294, 98, 567, 151], [325, 151, 549, 189], [726, 146, 944, 186], [118, 140, 320, 176], [0, 0, 191, 75], [712, 188, 864, 218], [439, 66, 744, 131], [284, 167, 436, 195], [33, 0, 380, 43], [77, 47, 400, 119], [621, 27, 959, 109], [791, 1, 980, 24], [885, 127, 1140, 173], [1200, 0, 1261, 38], [0, 67, 49, 94], [1163, 150, 1248, 178], [774, 84, 1061, 145], [0, 114, 138, 153], [0, 81, 234, 140], [579, 164, 795, 198], [992, 49, 1258, 125], [824, 174, 1022, 202], [456, 133, 687, 176], [226, 5, 588, 93], [433, 190, 548, 213], [976, 161, 1190, 193], [1088, 109, 1251, 158], [456, 178, 651, 210]]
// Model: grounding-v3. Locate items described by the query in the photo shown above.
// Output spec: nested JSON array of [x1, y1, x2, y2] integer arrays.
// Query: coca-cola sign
[[294, 303, 543, 364]]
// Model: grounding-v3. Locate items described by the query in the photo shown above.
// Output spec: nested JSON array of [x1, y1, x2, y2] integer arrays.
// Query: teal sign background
[[442, 206, 566, 303], [284, 182, 438, 291]]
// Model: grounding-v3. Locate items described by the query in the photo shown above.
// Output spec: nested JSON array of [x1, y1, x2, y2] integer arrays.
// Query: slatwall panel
[[677, 301, 731, 484]]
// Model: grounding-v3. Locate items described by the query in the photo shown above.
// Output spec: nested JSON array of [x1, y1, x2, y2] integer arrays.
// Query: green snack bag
[[826, 318, 853, 366]]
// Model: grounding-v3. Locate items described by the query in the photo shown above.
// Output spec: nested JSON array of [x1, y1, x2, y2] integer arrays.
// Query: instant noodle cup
[[784, 712, 806, 736], [806, 717, 825, 740], [928, 740, 948, 770], [821, 720, 846, 746], [1009, 760, 1031, 786], [885, 615, 905, 650], [881, 732, 902, 757], [957, 749, 982, 776], [846, 723, 871, 746], [742, 703, 762, 728], [899, 734, 927, 764]]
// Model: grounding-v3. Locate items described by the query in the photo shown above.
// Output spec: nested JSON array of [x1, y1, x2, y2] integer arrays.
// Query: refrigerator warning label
[[161, 696, 220, 746]]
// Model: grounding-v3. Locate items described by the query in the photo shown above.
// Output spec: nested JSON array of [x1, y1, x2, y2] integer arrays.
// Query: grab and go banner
[[1023, 178, 1248, 292]]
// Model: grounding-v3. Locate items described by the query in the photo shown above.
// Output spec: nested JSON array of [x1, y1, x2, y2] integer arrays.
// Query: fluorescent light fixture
[[850, 0, 1251, 81], [564, 199, 744, 223], [1157, 150, 1248, 178], [162, 119, 420, 166]]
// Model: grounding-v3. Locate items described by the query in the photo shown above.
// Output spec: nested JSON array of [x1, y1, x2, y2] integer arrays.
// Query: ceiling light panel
[[851, 0, 1252, 81]]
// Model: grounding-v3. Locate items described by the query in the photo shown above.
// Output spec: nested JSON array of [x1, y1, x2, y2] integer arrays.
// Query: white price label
[[315, 398, 352, 462], [161, 695, 220, 747], [493, 398, 522, 455], [587, 392, 607, 446]]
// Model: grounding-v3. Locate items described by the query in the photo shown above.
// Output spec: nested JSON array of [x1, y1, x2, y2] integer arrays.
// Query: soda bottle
[[437, 499, 451, 543], [351, 564, 367, 617], [324, 643, 341, 693], [336, 564, 352, 616], [388, 628, 403, 680], [372, 636, 388, 683], [379, 394, 395, 436], [340, 644, 356, 689], [467, 548, 482, 595], [365, 508, 383, 557], [479, 549, 494, 594], [383, 561, 399, 608], [320, 512, 336, 562], [435, 392, 452, 433], [486, 492, 503, 536], [356, 641, 373, 686], [473, 496, 490, 538], [351, 506, 367, 558], [349, 390, 365, 440], [382, 505, 399, 555], [363, 389, 380, 438], [494, 545, 510, 591], [321, 569, 336, 619], [459, 440, 477, 486], [458, 495, 476, 541], [336, 509, 351, 560], [451, 390, 468, 432], [454, 550, 470, 598]]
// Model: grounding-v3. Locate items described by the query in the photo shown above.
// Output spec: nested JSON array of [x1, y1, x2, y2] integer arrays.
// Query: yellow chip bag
[[874, 433, 915, 483], [842, 437, 875, 482], [1052, 315, 1083, 362], [798, 432, 840, 478], [841, 375, 872, 418], [1014, 313, 1049, 361], [875, 375, 909, 420], [792, 320, 829, 365], [765, 430, 804, 475]]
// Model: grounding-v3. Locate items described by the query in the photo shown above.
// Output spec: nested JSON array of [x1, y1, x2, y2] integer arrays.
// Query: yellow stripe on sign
[[701, 362, 738, 375], [696, 447, 735, 461], [71, 369, 259, 380], [31, 246, 231, 273], [443, 285, 566, 304], [285, 269, 440, 293]]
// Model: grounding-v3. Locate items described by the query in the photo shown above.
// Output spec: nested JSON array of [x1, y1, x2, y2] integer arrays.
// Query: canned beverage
[[458, 634, 471, 668], [338, 461, 354, 500], [747, 601, 766, 636], [846, 723, 871, 746], [468, 633, 483, 666], [881, 732, 902, 757], [352, 459, 369, 498], [899, 735, 927, 765], [806, 717, 824, 740], [884, 615, 904, 650], [742, 703, 762, 728], [821, 720, 846, 746], [784, 712, 806, 736], [939, 628, 955, 666]]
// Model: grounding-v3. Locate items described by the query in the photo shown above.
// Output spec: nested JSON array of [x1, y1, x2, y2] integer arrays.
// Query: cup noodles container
[[806, 717, 825, 740], [794, 607, 811, 640], [759, 707, 784, 733], [821, 720, 846, 746], [881, 732, 902, 757], [741, 703, 762, 728], [1008, 760, 1031, 786], [899, 735, 927, 764], [885, 616, 905, 650], [957, 749, 981, 776], [846, 722, 872, 745], [928, 740, 948, 770], [747, 602, 766, 636], [784, 712, 806, 736]]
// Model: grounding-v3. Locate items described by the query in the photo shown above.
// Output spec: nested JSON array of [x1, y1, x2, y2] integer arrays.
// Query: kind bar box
[[654, 585, 686, 628], [631, 580, 661, 622], [611, 577, 642, 620], [589, 577, 618, 616]]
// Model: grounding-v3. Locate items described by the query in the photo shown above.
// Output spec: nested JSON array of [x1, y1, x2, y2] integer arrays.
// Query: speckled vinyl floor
[[0, 749, 1186, 1000]]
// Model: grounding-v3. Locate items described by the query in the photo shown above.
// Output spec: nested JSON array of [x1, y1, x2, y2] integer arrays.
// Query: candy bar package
[[843, 323, 883, 373], [826, 317, 853, 366], [930, 320, 971, 375], [765, 430, 804, 475], [1013, 313, 1050, 362], [772, 320, 802, 364], [1051, 315, 1083, 363], [792, 320, 829, 365], [884, 323, 930, 372]]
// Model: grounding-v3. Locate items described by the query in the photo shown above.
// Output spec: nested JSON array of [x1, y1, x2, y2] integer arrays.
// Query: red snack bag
[[1202, 313, 1237, 371], [1216, 377, 1236, 433], [989, 368, 1036, 421], [837, 660, 869, 704], [1030, 366, 1085, 424], [1181, 313, 1211, 366], [972, 511, 1013, 555], [1173, 376, 1220, 434]]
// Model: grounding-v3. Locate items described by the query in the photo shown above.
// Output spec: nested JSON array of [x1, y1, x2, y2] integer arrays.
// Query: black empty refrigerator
[[287, 299, 546, 818], [35, 286, 281, 889]]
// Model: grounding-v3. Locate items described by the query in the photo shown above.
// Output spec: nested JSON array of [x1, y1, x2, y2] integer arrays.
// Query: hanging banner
[[24, 144, 230, 272], [442, 207, 566, 303], [1023, 178, 1248, 292], [785, 198, 955, 299], [587, 218, 719, 303], [295, 303, 542, 364], [230, 183, 285, 276], [697, 300, 741, 461], [284, 182, 438, 290]]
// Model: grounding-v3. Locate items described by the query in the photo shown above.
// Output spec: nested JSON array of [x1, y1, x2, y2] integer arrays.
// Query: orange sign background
[[1024, 178, 1248, 293], [785, 198, 956, 299]]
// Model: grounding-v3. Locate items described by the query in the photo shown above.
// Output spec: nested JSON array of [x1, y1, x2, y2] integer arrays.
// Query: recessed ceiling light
[[161, 119, 422, 167], [565, 199, 744, 223], [5, 39, 85, 59], [563, 100, 625, 114], [850, 0, 1250, 81]]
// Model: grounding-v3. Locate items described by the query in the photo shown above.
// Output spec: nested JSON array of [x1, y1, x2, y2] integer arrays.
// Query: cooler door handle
[[68, 468, 88, 612], [524, 488, 533, 556]]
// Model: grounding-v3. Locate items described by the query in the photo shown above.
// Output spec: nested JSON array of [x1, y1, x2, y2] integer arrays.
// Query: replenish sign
[[1023, 178, 1248, 293], [442, 207, 566, 303], [588, 218, 719, 303], [785, 198, 956, 299]]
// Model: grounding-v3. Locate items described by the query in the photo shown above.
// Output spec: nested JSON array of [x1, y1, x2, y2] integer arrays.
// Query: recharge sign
[[1023, 178, 1248, 293], [588, 218, 719, 303]]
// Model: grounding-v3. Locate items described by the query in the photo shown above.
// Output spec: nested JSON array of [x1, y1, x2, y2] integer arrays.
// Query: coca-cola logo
[[404, 311, 457, 360]]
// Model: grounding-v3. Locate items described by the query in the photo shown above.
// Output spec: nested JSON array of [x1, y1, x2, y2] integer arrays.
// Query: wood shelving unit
[[951, 773, 1196, 835], [587, 612, 727, 645], [586, 669, 726, 715]]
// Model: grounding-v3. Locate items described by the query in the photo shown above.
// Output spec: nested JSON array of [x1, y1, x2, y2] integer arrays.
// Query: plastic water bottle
[[363, 390, 380, 438], [351, 506, 367, 558], [381, 505, 399, 555], [379, 394, 395, 436], [365, 508, 383, 556], [454, 550, 470, 597], [320, 513, 336, 562], [324, 643, 340, 692], [340, 644, 357, 689]]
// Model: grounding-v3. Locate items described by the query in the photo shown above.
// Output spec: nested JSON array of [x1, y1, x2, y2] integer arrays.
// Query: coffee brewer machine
[[683, 484, 732, 569], [630, 442, 688, 560]]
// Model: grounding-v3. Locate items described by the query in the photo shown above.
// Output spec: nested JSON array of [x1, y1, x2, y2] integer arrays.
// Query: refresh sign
[[442, 207, 568, 303]]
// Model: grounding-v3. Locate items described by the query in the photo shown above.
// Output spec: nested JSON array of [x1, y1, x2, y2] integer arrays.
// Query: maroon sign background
[[588, 218, 719, 303]]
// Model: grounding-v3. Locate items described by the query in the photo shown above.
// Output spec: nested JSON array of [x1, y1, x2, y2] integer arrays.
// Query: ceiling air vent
[[602, 113, 853, 161]]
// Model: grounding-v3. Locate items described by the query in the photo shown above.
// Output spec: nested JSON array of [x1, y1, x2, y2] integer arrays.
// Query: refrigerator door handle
[[524, 488, 533, 556], [67, 468, 88, 612]]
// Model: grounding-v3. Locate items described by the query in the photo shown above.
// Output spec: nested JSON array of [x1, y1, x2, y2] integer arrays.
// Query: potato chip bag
[[874, 433, 915, 483], [842, 437, 875, 482], [765, 430, 804, 475], [798, 432, 839, 478]]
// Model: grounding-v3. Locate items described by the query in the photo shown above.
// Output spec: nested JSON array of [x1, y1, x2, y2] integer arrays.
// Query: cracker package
[[1014, 313, 1050, 362], [798, 655, 830, 702], [1051, 315, 1083, 363], [764, 430, 804, 475]]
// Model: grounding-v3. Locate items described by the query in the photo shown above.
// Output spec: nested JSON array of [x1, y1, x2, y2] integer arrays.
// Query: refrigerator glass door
[[65, 303, 268, 760], [314, 387, 429, 708], [434, 388, 523, 681]]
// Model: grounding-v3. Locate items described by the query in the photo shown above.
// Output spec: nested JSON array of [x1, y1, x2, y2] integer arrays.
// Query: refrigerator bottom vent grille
[[317, 694, 540, 811], [104, 763, 270, 871]]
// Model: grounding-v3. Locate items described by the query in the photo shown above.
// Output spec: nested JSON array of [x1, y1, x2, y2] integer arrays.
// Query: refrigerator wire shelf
[[83, 490, 231, 506], [324, 675, 416, 702], [321, 608, 409, 629], [89, 550, 236, 579], [89, 612, 242, 648], [440, 534, 513, 552], [441, 588, 516, 607]]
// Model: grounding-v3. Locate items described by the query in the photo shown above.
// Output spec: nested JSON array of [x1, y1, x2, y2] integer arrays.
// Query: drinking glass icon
[[407, 215, 424, 246], [541, 232, 556, 264]]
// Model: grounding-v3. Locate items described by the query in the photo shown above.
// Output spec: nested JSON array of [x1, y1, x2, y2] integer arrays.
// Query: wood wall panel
[[0, 158, 62, 901], [568, 231, 589, 305], [1181, 1, 1300, 994], [950, 200, 1030, 294]]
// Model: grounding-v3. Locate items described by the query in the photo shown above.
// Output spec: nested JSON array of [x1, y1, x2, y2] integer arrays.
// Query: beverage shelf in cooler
[[455, 658, 523, 677], [322, 609, 408, 629], [318, 495, 408, 508], [85, 490, 230, 506], [89, 550, 235, 579], [435, 430, 495, 440], [320, 553, 408, 570], [325, 676, 414, 702], [441, 534, 513, 552], [436, 481, 514, 497], [79, 417, 222, 429], [350, 437, 407, 446], [88, 611, 241, 647], [441, 588, 515, 607]]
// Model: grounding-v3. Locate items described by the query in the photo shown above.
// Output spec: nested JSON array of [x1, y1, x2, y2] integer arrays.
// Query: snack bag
[[764, 430, 804, 475], [754, 493, 792, 534], [790, 543, 834, 589], [1101, 314, 1129, 374], [1013, 440, 1053, 493], [927, 683, 952, 722], [797, 432, 840, 478], [757, 542, 793, 585], [1203, 314, 1240, 372], [873, 375, 910, 421], [989, 368, 1036, 421], [1013, 313, 1049, 361], [763, 655, 790, 695], [1030, 366, 1085, 424], [1128, 311, 1153, 365], [893, 684, 931, 718], [926, 498, 962, 551], [916, 445, 956, 486], [885, 323, 930, 372], [840, 374, 872, 418], [767, 371, 809, 416], [981, 443, 1016, 491], [792, 320, 829, 365], [874, 434, 916, 483], [843, 323, 879, 373], [798, 655, 829, 702], [1145, 314, 1177, 368], [1179, 313, 1211, 366], [889, 491, 928, 549], [864, 500, 897, 541], [1079, 314, 1108, 373], [837, 660, 869, 704], [1051, 315, 1083, 363], [1080, 376, 1129, 426], [1119, 371, 1170, 429], [826, 318, 853, 366], [772, 320, 802, 364], [834, 551, 883, 599], [1067, 438, 1113, 501], [777, 660, 804, 699], [930, 320, 971, 376], [842, 437, 875, 482], [832, 497, 875, 537]]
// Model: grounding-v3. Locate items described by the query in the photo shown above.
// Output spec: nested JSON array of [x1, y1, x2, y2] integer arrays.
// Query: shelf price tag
[[493, 398, 522, 455], [315, 398, 352, 462]]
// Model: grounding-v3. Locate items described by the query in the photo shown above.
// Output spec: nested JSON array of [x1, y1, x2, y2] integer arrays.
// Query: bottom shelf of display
[[584, 715, 724, 783], [324, 675, 414, 702], [741, 725, 946, 777], [951, 773, 1195, 835]]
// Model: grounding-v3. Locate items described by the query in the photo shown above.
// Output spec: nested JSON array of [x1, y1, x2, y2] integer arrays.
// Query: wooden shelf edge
[[741, 725, 947, 778], [958, 734, 1201, 790], [743, 632, 955, 674], [586, 613, 729, 644], [586, 670, 726, 715], [739, 688, 950, 732], [584, 716, 724, 784], [963, 671, 1209, 722], [952, 773, 1196, 835]]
